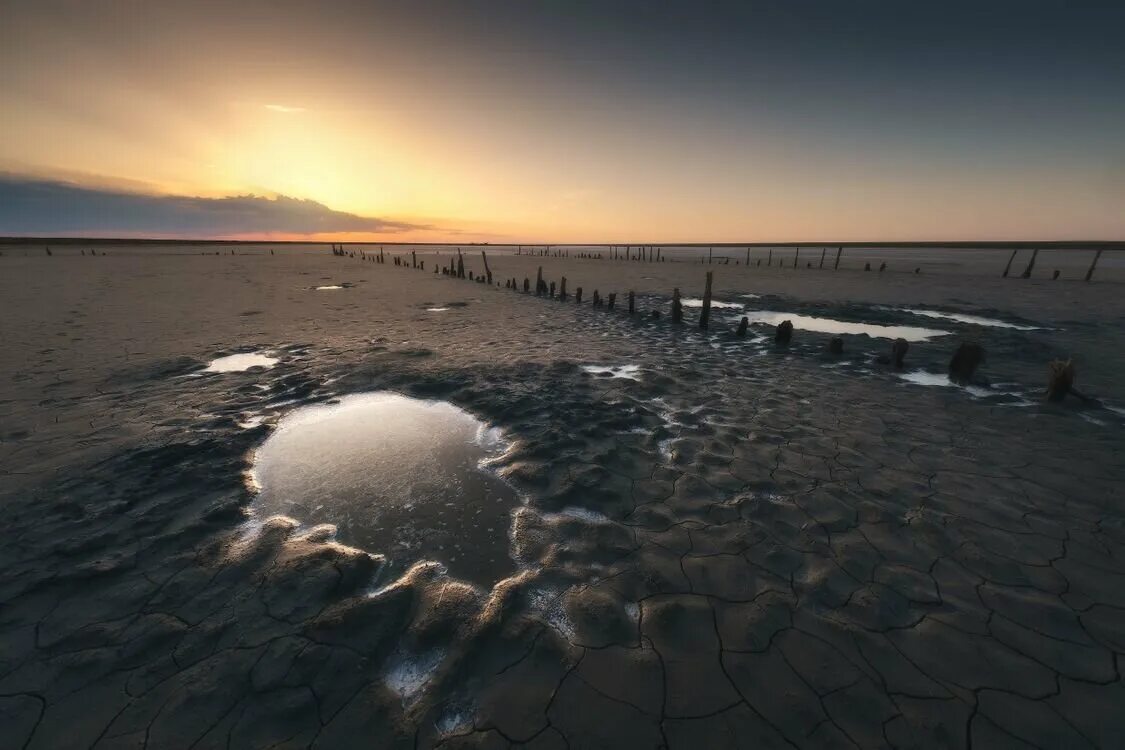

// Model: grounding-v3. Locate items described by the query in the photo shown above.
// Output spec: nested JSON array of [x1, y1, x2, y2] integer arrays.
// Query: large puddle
[[737, 311, 949, 342], [249, 392, 517, 585]]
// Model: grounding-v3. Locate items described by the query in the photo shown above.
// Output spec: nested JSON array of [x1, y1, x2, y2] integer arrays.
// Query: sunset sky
[[2, 1, 1123, 242]]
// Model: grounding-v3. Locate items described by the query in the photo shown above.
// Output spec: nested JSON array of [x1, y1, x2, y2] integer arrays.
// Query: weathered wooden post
[[524, 277, 530, 293], [879, 262, 886, 272], [1046, 360, 1075, 402], [949, 342, 985, 384], [699, 271, 714, 329], [608, 292, 617, 310], [549, 281, 556, 298], [481, 250, 492, 284], [891, 338, 908, 368], [411, 250, 417, 268], [828, 337, 844, 355], [819, 248, 826, 268], [560, 277, 568, 301], [736, 317, 748, 337], [575, 287, 583, 304], [1020, 248, 1039, 278], [794, 247, 799, 268], [834, 246, 842, 269], [1085, 249, 1104, 282], [628, 291, 635, 315], [775, 320, 793, 343], [592, 290, 601, 306], [1001, 249, 1018, 277], [420, 261, 425, 271], [768, 249, 773, 266], [672, 288, 683, 323], [708, 247, 713, 265], [746, 247, 751, 265]]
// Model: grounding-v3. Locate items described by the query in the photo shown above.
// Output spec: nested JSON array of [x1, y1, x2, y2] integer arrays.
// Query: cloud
[[0, 174, 431, 237], [264, 104, 305, 113]]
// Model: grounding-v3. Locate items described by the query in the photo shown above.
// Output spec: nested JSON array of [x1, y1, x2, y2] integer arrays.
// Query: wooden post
[[608, 292, 616, 309], [411, 250, 417, 268], [819, 248, 826, 268], [575, 287, 582, 304], [1001, 249, 1018, 277], [736, 317, 748, 337], [592, 290, 600, 306], [549, 281, 556, 298], [524, 277, 530, 293], [628, 291, 635, 315], [775, 320, 793, 343], [672, 288, 683, 323], [746, 247, 751, 265], [560, 277, 568, 301], [1046, 360, 1075, 402], [456, 250, 465, 278], [708, 247, 713, 265], [1021, 248, 1039, 278], [768, 249, 772, 266], [834, 247, 842, 270], [794, 247, 799, 268], [892, 339, 908, 368], [949, 343, 985, 384], [699, 271, 713, 330], [536, 266, 544, 295], [481, 250, 492, 284], [1085, 249, 1103, 282]]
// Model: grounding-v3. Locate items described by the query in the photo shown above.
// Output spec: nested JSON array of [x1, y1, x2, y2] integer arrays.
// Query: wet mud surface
[[1, 249, 1124, 749]]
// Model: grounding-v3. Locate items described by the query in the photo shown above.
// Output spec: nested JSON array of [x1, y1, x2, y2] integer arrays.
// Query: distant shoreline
[[2, 237, 1124, 250]]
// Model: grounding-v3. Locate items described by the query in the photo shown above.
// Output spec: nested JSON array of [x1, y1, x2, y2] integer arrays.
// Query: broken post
[[456, 250, 465, 279], [523, 277, 530, 293], [1020, 248, 1039, 278], [592, 290, 600, 306], [575, 286, 582, 304], [794, 247, 799, 268], [834, 247, 842, 270], [608, 292, 616, 310], [948, 342, 985, 384], [412, 250, 417, 268], [549, 281, 556, 298], [672, 288, 683, 323], [536, 266, 544, 296], [481, 250, 492, 284], [768, 249, 773, 266], [1001, 249, 1018, 277], [819, 247, 826, 268], [746, 247, 751, 265], [699, 271, 714, 330], [736, 317, 748, 337], [1085, 249, 1103, 282], [775, 320, 793, 344], [891, 338, 909, 368], [1046, 359, 1075, 402], [560, 277, 568, 302]]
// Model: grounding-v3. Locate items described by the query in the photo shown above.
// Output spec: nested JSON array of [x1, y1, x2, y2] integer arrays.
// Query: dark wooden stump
[[549, 281, 556, 298], [575, 286, 582, 304], [672, 288, 683, 323], [560, 277, 568, 302], [1021, 248, 1039, 278], [828, 337, 844, 355], [1046, 359, 1075, 402], [775, 320, 793, 344], [524, 277, 530, 293], [949, 342, 985, 384], [892, 338, 909, 368], [608, 292, 617, 310], [536, 266, 544, 296], [736, 317, 748, 337]]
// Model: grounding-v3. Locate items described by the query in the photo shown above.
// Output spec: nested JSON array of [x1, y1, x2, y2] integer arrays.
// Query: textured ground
[[1, 246, 1124, 749]]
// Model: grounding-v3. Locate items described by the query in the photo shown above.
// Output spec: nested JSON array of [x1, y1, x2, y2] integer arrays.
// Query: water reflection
[[205, 352, 278, 372], [250, 392, 517, 585], [738, 311, 949, 341], [898, 308, 1040, 330]]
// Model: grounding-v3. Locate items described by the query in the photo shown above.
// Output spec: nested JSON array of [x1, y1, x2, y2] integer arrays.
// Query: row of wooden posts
[[337, 245, 1092, 404]]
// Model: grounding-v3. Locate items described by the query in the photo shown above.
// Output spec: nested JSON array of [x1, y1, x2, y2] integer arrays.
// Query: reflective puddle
[[581, 364, 642, 380], [738, 311, 949, 341], [205, 352, 278, 372], [681, 298, 744, 309], [897, 308, 1041, 330], [316, 285, 344, 290], [249, 392, 517, 585]]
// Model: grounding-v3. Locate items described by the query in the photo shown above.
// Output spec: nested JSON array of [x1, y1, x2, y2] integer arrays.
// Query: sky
[[1, 0, 1123, 242]]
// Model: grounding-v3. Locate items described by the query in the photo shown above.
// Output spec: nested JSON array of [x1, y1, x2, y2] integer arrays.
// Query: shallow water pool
[[249, 392, 517, 585], [738, 311, 949, 342], [205, 352, 278, 372]]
